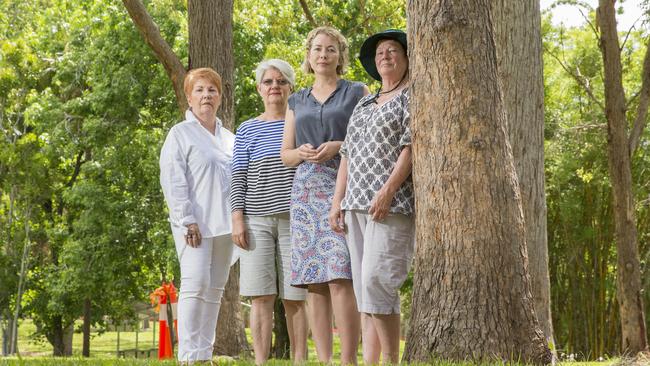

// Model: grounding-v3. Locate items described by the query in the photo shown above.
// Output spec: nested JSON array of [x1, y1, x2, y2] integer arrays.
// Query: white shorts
[[345, 210, 415, 314], [239, 213, 307, 301]]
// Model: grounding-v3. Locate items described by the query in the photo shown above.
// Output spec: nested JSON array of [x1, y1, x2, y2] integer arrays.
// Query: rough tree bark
[[188, 0, 235, 129], [597, 0, 648, 354], [404, 0, 552, 364], [186, 0, 247, 356], [491, 0, 555, 349], [124, 0, 249, 356]]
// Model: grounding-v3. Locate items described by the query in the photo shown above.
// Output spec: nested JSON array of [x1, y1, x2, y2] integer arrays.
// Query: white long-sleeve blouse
[[159, 110, 235, 237]]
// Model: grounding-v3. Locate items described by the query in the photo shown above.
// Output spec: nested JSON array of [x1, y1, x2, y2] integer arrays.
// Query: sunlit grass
[[8, 319, 619, 365]]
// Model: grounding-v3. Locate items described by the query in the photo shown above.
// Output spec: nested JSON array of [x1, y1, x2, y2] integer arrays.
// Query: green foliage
[[0, 0, 410, 355], [0, 0, 181, 351], [232, 0, 405, 126], [543, 13, 650, 358]]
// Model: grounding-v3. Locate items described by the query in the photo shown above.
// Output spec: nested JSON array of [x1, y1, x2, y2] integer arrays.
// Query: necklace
[[361, 75, 406, 107], [379, 76, 405, 95]]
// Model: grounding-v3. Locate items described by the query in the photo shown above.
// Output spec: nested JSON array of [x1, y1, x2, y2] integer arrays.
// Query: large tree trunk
[[404, 0, 551, 364], [597, 0, 648, 354], [491, 0, 554, 349], [187, 0, 246, 356], [188, 0, 235, 129], [125, 0, 248, 356], [214, 263, 249, 356]]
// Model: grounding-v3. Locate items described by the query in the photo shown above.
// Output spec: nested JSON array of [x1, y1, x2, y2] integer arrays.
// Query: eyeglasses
[[261, 79, 290, 87]]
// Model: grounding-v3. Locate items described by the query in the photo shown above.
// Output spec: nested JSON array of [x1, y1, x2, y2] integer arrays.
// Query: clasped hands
[[184, 223, 202, 247], [297, 142, 339, 163]]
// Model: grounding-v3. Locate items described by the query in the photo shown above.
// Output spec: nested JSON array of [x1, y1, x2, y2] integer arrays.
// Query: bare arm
[[281, 108, 317, 166], [231, 210, 248, 250]]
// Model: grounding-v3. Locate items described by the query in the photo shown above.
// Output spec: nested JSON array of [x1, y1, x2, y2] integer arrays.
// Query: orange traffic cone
[[167, 282, 179, 342], [150, 285, 173, 359]]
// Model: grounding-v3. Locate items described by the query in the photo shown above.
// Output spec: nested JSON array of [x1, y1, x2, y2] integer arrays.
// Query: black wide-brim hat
[[359, 29, 408, 81]]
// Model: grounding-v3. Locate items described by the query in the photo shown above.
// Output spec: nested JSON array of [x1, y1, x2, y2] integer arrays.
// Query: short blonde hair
[[302, 26, 349, 75], [184, 67, 223, 96]]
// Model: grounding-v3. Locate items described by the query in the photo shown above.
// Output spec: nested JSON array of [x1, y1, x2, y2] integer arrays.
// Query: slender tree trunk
[[188, 0, 235, 129], [82, 297, 91, 357], [491, 0, 555, 349], [1, 316, 5, 356], [597, 0, 648, 354], [2, 315, 17, 356], [2, 189, 16, 355], [214, 263, 249, 356], [404, 0, 551, 363], [271, 299, 290, 359], [9, 207, 32, 355]]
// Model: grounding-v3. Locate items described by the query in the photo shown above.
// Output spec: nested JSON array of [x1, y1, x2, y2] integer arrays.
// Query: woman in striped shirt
[[230, 59, 308, 364]]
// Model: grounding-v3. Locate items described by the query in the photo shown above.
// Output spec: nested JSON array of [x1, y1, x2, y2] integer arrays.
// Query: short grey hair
[[255, 59, 296, 88]]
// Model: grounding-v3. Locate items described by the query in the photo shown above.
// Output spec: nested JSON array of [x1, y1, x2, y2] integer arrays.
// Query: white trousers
[[172, 230, 233, 362]]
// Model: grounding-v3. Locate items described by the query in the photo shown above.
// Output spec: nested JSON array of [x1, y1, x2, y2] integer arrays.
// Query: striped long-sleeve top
[[230, 118, 296, 216]]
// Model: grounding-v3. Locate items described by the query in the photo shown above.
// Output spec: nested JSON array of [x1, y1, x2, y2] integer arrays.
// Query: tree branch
[[298, 0, 317, 27], [56, 150, 87, 217], [122, 0, 188, 113], [66, 150, 86, 189], [620, 16, 646, 51], [544, 44, 605, 112], [628, 36, 650, 155], [577, 7, 599, 40]]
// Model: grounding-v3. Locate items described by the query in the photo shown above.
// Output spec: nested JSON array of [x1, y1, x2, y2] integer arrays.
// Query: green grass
[[6, 319, 619, 365], [15, 319, 157, 358], [12, 319, 359, 361], [0, 358, 620, 366]]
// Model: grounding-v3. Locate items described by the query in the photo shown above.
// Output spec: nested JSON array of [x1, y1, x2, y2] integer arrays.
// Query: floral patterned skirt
[[290, 159, 352, 287]]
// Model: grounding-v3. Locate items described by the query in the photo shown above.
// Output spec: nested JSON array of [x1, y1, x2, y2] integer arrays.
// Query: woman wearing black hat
[[329, 29, 414, 364]]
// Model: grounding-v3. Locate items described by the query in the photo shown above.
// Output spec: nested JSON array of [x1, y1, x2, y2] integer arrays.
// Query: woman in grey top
[[281, 26, 368, 365], [329, 29, 414, 364]]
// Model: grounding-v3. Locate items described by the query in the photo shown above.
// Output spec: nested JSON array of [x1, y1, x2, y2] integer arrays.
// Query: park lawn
[[13, 319, 359, 361], [9, 320, 619, 365]]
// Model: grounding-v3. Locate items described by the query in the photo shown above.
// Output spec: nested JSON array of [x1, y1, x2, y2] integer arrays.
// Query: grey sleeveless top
[[288, 79, 365, 147]]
